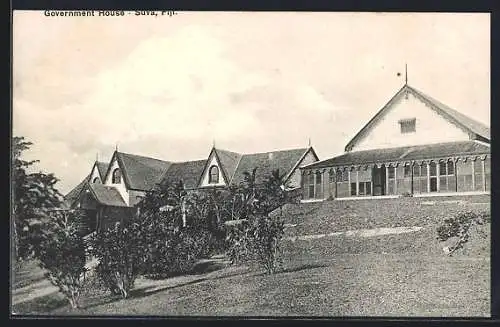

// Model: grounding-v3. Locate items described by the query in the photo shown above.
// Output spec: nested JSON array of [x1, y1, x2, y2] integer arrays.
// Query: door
[[372, 166, 386, 196], [429, 162, 438, 192]]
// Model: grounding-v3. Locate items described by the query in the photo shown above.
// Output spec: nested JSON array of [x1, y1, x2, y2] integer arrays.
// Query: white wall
[[286, 150, 318, 189], [351, 92, 471, 152], [89, 164, 101, 184], [103, 156, 129, 205], [199, 153, 227, 187]]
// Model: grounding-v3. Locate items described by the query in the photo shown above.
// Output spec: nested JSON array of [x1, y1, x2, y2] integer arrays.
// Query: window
[[404, 165, 412, 178], [399, 118, 416, 134], [336, 169, 343, 182], [388, 167, 395, 179], [315, 171, 322, 184], [350, 183, 357, 196], [359, 182, 365, 195], [365, 182, 372, 195], [329, 170, 335, 183], [92, 177, 100, 184], [209, 165, 219, 184], [112, 168, 121, 184], [439, 162, 447, 176], [421, 164, 427, 176], [413, 164, 420, 177], [429, 162, 437, 177], [473, 160, 483, 191], [447, 161, 455, 175], [308, 172, 315, 198], [342, 170, 349, 182]]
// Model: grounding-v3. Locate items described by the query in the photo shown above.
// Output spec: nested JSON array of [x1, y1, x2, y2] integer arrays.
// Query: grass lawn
[[12, 195, 490, 317], [12, 260, 47, 289], [14, 225, 490, 317]]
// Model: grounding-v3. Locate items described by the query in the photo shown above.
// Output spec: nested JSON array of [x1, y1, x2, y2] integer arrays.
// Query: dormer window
[[112, 168, 121, 184], [209, 165, 219, 184], [399, 118, 416, 134], [92, 177, 100, 184]]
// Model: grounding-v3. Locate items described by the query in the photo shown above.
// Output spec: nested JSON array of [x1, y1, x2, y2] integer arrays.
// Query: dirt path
[[286, 226, 424, 242]]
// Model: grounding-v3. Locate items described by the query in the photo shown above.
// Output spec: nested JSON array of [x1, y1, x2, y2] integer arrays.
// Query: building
[[65, 146, 319, 233], [300, 82, 490, 201]]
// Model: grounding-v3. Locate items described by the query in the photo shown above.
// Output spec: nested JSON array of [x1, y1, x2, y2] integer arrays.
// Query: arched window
[[112, 168, 121, 184], [92, 177, 100, 184], [209, 165, 219, 184]]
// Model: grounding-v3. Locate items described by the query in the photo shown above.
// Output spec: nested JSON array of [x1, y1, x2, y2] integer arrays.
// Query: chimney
[[268, 152, 274, 160]]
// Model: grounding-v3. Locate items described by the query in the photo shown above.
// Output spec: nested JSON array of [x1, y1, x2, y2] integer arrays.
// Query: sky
[[13, 11, 490, 194]]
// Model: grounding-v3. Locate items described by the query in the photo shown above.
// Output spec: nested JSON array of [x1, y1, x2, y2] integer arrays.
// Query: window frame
[[404, 165, 412, 178], [112, 168, 121, 184], [315, 171, 322, 185], [399, 118, 416, 134], [208, 165, 220, 184], [342, 170, 349, 182]]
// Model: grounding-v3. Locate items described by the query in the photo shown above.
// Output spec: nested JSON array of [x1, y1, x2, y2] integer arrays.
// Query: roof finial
[[212, 139, 216, 148], [308, 137, 312, 147], [115, 143, 118, 152], [96, 152, 99, 162], [405, 63, 408, 85]]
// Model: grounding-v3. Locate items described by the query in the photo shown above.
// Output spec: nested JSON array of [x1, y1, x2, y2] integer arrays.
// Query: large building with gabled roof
[[300, 82, 490, 200], [65, 145, 319, 233]]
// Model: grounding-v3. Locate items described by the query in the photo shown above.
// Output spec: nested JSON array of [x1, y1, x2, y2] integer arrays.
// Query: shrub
[[90, 220, 146, 298], [224, 169, 295, 274], [247, 214, 285, 274], [226, 215, 285, 274], [142, 227, 214, 279], [37, 210, 87, 309], [437, 210, 490, 256]]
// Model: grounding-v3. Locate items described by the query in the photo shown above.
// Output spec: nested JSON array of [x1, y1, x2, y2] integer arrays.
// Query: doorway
[[372, 165, 386, 196], [429, 162, 438, 192]]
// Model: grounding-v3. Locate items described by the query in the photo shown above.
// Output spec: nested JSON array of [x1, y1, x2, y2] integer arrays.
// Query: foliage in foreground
[[137, 181, 216, 279], [38, 210, 87, 309], [436, 210, 490, 256], [12, 136, 63, 262], [90, 220, 146, 299], [224, 169, 297, 274]]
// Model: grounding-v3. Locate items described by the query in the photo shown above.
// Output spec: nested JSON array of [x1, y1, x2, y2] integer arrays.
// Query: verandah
[[302, 155, 490, 200]]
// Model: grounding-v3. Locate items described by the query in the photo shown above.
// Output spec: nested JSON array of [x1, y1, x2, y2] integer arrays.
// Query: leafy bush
[[90, 220, 146, 298], [37, 210, 87, 309], [142, 227, 214, 279], [12, 136, 63, 262], [224, 169, 294, 274], [136, 181, 220, 278], [437, 210, 490, 256]]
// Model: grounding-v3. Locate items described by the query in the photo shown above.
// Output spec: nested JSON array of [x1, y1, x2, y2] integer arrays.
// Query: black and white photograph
[[11, 11, 490, 317]]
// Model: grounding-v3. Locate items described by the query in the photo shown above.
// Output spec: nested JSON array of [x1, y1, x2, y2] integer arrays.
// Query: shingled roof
[[409, 86, 490, 140], [114, 152, 172, 191], [345, 84, 490, 152], [230, 148, 311, 186], [64, 174, 91, 207], [96, 161, 109, 180], [88, 183, 128, 207], [214, 148, 242, 183], [304, 141, 490, 169], [160, 159, 207, 189]]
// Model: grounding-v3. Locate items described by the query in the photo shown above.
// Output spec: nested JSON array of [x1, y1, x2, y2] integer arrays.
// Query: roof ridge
[[407, 85, 490, 138], [240, 147, 309, 156], [118, 151, 171, 164]]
